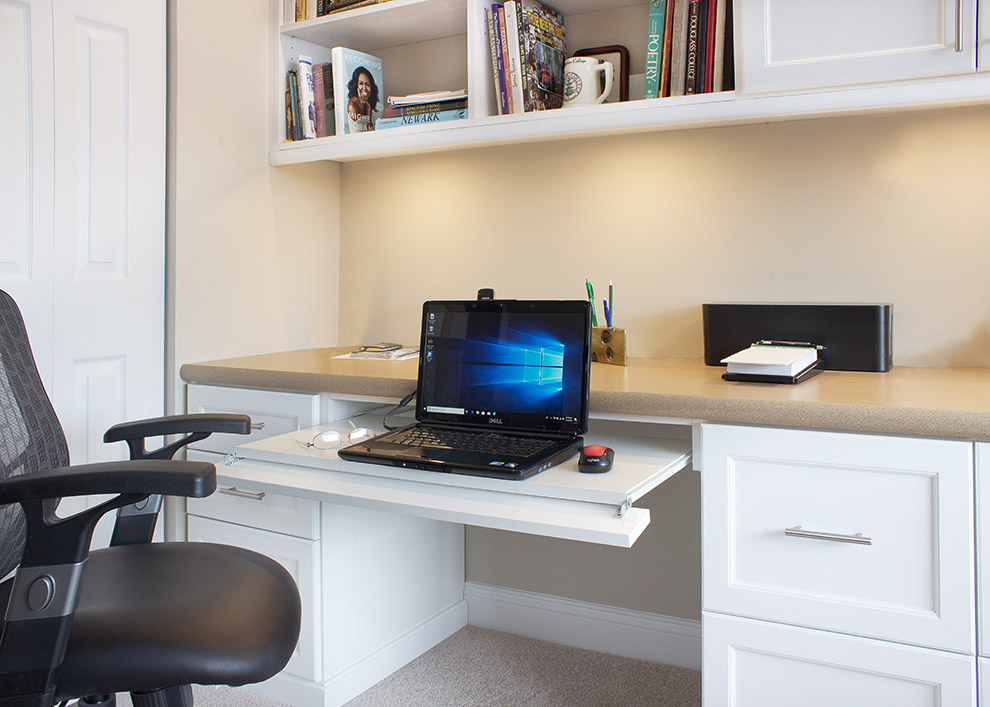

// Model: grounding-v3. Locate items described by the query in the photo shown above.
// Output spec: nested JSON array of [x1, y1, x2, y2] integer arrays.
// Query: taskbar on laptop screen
[[416, 300, 591, 435]]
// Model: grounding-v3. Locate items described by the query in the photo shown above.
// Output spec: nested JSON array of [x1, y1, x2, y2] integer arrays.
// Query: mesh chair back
[[0, 290, 70, 578]]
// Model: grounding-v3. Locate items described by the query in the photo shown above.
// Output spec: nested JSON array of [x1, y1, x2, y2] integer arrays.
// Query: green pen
[[585, 278, 598, 326]]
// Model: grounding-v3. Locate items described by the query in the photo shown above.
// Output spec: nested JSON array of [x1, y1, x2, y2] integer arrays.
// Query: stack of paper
[[721, 344, 818, 377]]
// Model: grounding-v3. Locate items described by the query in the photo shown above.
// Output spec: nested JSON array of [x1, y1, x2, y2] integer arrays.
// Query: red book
[[659, 0, 675, 97]]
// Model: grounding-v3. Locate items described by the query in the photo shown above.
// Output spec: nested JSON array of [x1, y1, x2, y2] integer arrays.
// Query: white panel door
[[51, 0, 166, 464], [0, 0, 55, 387], [980, 0, 989, 71], [737, 0, 978, 93]]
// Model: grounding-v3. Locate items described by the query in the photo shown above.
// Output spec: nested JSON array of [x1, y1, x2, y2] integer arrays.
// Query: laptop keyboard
[[388, 427, 558, 457]]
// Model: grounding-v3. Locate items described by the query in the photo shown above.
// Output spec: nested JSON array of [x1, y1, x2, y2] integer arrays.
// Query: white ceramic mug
[[562, 57, 615, 107]]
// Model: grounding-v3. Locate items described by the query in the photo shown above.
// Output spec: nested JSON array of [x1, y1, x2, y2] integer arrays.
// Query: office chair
[[0, 289, 301, 707]]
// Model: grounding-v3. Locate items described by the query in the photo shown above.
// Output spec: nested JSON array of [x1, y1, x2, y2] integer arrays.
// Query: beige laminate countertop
[[180, 347, 990, 441]]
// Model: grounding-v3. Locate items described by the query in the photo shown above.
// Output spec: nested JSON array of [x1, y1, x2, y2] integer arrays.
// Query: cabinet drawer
[[702, 424, 974, 653], [187, 515, 322, 682], [187, 384, 321, 454], [704, 612, 976, 707], [977, 443, 990, 656], [187, 455, 320, 539]]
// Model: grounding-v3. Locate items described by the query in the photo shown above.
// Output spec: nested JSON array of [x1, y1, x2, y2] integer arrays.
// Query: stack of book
[[486, 0, 566, 114], [643, 0, 733, 99], [285, 55, 336, 140], [720, 342, 821, 384], [376, 90, 469, 130]]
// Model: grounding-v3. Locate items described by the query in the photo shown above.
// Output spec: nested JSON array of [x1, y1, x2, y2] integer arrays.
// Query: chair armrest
[[0, 459, 216, 505], [104, 413, 251, 443]]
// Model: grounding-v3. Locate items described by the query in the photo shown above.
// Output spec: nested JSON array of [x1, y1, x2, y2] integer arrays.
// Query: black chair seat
[[0, 543, 301, 700]]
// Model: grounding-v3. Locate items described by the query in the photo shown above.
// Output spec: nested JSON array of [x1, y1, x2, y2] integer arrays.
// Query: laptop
[[338, 299, 592, 480]]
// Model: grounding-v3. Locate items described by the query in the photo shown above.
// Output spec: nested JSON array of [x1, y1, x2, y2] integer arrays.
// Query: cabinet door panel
[[977, 442, 990, 656], [704, 612, 977, 707], [738, 0, 978, 93], [187, 515, 322, 682], [702, 424, 974, 653]]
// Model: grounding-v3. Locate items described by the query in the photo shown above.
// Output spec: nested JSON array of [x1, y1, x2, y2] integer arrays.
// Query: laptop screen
[[416, 300, 591, 435]]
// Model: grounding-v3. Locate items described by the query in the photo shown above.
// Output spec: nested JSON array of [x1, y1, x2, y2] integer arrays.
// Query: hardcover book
[[669, 0, 690, 96], [375, 108, 468, 129], [298, 55, 317, 138], [496, 4, 515, 113], [517, 0, 566, 111], [331, 46, 384, 134], [322, 62, 336, 136], [503, 1, 524, 113], [643, 0, 665, 99], [312, 61, 326, 137], [489, 4, 509, 114], [383, 98, 468, 118], [684, 0, 700, 95]]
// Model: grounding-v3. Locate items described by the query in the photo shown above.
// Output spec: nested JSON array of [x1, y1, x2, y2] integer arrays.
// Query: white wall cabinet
[[736, 0, 979, 94], [701, 423, 976, 704], [270, 0, 990, 164], [981, 0, 990, 71]]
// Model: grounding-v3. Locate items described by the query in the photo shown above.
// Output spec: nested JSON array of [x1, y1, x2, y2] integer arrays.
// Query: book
[[643, 0, 666, 99], [503, 1, 524, 113], [684, 0, 700, 95], [330, 46, 384, 134], [669, 0, 690, 96], [659, 0, 675, 97], [496, 4, 515, 114], [694, 0, 708, 93], [704, 0, 717, 92], [295, 0, 306, 22], [297, 55, 318, 139], [327, 0, 389, 13], [386, 89, 468, 106], [287, 69, 302, 140], [284, 85, 295, 141], [517, 0, 566, 111], [712, 0, 729, 92], [322, 62, 336, 136], [720, 0, 734, 91], [485, 8, 503, 114], [375, 108, 468, 129], [383, 98, 468, 118], [721, 344, 819, 377], [283, 0, 296, 25], [313, 62, 327, 137], [489, 4, 509, 114]]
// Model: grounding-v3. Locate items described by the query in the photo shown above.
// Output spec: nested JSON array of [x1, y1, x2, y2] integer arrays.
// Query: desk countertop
[[179, 347, 990, 441]]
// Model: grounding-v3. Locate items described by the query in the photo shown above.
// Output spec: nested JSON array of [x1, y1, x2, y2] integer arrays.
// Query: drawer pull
[[219, 486, 266, 501], [955, 0, 963, 52], [250, 422, 266, 430], [784, 526, 872, 546]]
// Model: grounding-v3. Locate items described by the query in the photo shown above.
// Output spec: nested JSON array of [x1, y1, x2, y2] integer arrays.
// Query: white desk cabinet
[[736, 0, 979, 94], [701, 424, 976, 704]]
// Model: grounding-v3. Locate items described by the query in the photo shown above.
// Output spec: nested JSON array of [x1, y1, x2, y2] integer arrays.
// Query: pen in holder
[[591, 327, 627, 366]]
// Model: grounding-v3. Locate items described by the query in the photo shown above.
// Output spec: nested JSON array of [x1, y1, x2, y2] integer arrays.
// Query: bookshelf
[[271, 0, 990, 165]]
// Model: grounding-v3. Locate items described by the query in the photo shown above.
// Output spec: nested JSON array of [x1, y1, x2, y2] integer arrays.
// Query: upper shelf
[[280, 0, 467, 50], [269, 73, 990, 164]]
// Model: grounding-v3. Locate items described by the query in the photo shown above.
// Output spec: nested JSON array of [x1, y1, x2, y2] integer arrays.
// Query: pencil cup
[[591, 327, 627, 366]]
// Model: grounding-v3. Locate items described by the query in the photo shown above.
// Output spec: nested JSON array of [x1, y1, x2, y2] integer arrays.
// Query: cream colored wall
[[168, 0, 341, 414], [339, 105, 990, 619]]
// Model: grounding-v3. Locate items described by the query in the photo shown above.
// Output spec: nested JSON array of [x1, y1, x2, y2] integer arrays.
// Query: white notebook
[[721, 344, 818, 377]]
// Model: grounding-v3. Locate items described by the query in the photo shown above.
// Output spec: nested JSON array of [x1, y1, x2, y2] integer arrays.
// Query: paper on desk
[[336, 347, 419, 360]]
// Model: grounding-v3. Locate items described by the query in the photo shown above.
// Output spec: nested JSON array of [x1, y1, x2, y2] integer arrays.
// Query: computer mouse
[[578, 444, 614, 473]]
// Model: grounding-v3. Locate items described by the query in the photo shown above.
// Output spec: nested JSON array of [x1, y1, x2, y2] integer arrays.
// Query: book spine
[[490, 4, 509, 114], [326, 0, 384, 12], [659, 0, 675, 97], [283, 0, 296, 25], [643, 0, 664, 99], [284, 85, 295, 141], [496, 4, 514, 114], [712, 0, 727, 92], [383, 98, 468, 118], [694, 0, 708, 93], [684, 0, 700, 95], [312, 62, 326, 137], [316, 0, 325, 16], [297, 55, 318, 139], [331, 48, 347, 135], [375, 108, 468, 129], [486, 8, 502, 115], [669, 0, 690, 96], [323, 62, 336, 136], [704, 0, 717, 92], [288, 70, 302, 140], [295, 0, 306, 22], [504, 1, 524, 114]]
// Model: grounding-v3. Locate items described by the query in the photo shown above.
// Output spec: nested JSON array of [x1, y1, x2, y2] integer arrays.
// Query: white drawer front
[[702, 424, 974, 653], [704, 613, 976, 707], [186, 466, 320, 540], [187, 515, 322, 682], [187, 384, 321, 454], [977, 443, 990, 657]]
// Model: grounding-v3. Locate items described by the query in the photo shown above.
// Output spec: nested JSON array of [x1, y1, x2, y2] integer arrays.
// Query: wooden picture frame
[[572, 44, 630, 103]]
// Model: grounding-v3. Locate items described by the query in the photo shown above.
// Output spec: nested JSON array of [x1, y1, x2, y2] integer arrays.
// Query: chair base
[[130, 686, 192, 707], [78, 697, 115, 707]]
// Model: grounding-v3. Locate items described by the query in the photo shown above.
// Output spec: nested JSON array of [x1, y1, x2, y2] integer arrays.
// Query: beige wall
[[168, 0, 341, 414], [338, 105, 990, 619]]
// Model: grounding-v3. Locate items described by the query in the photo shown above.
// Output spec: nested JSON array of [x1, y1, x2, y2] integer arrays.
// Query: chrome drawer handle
[[955, 0, 963, 52], [250, 422, 266, 430], [219, 486, 266, 501], [784, 526, 872, 546]]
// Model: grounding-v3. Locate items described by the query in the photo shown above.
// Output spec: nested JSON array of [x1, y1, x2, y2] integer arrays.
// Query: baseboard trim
[[465, 581, 701, 670]]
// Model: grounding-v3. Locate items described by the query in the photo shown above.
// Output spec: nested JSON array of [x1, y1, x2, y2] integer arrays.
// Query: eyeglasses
[[297, 420, 374, 451]]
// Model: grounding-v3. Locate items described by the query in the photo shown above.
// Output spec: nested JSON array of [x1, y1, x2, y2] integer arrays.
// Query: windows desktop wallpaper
[[421, 310, 587, 424]]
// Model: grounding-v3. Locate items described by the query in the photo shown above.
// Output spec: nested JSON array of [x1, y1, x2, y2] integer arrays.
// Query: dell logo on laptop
[[488, 418, 503, 424]]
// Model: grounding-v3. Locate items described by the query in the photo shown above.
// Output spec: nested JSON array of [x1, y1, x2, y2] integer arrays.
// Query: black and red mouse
[[578, 444, 614, 473]]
